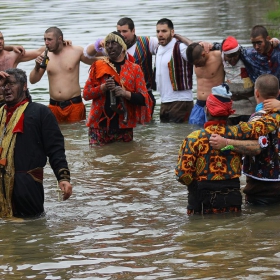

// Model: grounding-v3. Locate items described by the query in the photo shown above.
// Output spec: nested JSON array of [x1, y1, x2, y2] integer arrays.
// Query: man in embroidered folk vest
[[176, 82, 280, 215], [0, 68, 72, 218], [210, 74, 280, 206], [155, 18, 194, 123], [83, 32, 153, 145]]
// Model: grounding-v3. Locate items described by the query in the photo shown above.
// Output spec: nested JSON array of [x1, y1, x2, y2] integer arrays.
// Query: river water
[[1, 0, 280, 279]]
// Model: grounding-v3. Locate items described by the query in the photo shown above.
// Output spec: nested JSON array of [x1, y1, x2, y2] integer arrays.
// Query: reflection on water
[[0, 0, 280, 279]]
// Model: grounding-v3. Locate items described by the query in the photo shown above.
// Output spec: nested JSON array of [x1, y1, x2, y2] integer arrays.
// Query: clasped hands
[[105, 78, 126, 97]]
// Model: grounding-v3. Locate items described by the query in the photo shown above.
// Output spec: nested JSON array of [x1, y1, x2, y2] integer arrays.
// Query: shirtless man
[[186, 43, 224, 126], [29, 26, 96, 123], [0, 31, 46, 71], [0, 31, 46, 101]]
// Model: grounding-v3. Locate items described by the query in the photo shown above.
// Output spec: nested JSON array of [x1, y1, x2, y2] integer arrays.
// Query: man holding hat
[[83, 31, 153, 145], [175, 82, 280, 215], [221, 36, 256, 125]]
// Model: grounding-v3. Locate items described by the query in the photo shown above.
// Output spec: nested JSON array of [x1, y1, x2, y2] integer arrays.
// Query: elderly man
[[175, 83, 280, 215], [83, 31, 153, 145], [0, 68, 72, 218]]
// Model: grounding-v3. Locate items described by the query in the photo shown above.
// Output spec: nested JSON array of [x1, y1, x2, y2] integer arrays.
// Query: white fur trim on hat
[[211, 84, 232, 98], [223, 45, 240, 55]]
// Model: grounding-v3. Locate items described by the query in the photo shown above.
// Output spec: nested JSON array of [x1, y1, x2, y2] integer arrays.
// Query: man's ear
[[255, 88, 260, 99], [23, 82, 27, 92]]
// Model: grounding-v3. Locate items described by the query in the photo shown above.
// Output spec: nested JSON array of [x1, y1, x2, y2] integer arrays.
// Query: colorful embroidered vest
[[168, 41, 193, 91], [243, 110, 280, 180], [134, 36, 153, 91]]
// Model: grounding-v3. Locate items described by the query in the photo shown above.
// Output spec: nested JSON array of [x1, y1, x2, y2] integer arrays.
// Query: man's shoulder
[[209, 50, 222, 57], [186, 128, 205, 140], [62, 44, 83, 54], [28, 101, 48, 110], [125, 59, 141, 69], [272, 44, 280, 53]]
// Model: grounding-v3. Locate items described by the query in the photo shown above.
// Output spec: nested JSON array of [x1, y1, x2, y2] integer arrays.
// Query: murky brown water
[[0, 0, 280, 279]]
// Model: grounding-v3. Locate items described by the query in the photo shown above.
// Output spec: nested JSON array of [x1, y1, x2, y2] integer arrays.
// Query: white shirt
[[156, 38, 193, 103]]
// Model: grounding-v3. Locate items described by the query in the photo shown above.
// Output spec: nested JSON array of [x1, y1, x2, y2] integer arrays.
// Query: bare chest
[[46, 52, 80, 76], [0, 53, 18, 71]]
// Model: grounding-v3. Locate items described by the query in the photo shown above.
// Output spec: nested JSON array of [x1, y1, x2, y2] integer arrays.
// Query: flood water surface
[[0, 0, 280, 279]]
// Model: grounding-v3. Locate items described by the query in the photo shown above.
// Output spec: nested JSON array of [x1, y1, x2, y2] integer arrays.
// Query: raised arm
[[4, 45, 25, 54], [83, 39, 105, 60], [173, 34, 193, 46], [29, 53, 46, 84], [18, 46, 46, 63]]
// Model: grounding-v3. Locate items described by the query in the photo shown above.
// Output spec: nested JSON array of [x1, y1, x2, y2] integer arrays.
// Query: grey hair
[[5, 68, 31, 100]]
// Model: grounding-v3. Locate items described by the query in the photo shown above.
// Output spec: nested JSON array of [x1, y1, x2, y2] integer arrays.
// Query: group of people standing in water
[[0, 17, 280, 218]]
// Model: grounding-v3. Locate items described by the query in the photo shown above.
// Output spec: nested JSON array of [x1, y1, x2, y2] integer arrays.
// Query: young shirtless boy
[[187, 43, 224, 126]]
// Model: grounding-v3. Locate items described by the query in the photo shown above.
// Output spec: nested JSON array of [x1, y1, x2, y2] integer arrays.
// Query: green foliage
[[266, 1, 280, 37], [267, 10, 280, 22]]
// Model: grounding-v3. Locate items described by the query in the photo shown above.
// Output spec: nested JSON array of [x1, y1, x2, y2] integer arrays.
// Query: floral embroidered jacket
[[83, 57, 152, 129], [243, 110, 280, 181], [175, 110, 280, 186]]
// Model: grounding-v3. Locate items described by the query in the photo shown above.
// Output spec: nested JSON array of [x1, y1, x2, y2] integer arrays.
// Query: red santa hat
[[222, 36, 240, 54]]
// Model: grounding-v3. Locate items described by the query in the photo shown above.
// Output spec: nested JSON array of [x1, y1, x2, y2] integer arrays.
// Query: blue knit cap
[[211, 83, 232, 101]]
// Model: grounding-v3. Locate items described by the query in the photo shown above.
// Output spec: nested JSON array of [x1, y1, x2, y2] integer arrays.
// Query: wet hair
[[156, 18, 174, 29], [186, 42, 203, 64], [255, 74, 279, 99], [251, 25, 268, 39], [45, 26, 64, 40], [117, 17, 134, 31], [5, 68, 31, 100]]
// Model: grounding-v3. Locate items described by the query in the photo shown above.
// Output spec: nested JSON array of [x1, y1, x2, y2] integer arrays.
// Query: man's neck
[[264, 42, 272, 55], [126, 35, 137, 49], [113, 52, 126, 63], [52, 44, 64, 55]]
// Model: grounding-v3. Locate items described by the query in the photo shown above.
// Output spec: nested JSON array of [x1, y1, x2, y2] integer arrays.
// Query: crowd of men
[[0, 17, 280, 218]]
